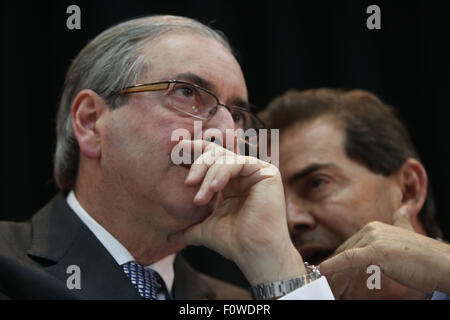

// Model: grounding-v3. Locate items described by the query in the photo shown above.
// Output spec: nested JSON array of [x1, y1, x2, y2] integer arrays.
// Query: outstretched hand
[[319, 205, 450, 296]]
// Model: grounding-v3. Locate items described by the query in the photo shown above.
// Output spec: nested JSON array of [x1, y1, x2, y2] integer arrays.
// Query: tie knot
[[122, 261, 166, 300]]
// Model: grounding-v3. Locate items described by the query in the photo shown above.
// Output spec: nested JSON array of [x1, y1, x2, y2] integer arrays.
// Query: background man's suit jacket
[[0, 194, 250, 300]]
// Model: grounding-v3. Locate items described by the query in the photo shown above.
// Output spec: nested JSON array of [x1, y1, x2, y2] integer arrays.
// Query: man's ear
[[71, 89, 109, 159], [395, 158, 428, 219]]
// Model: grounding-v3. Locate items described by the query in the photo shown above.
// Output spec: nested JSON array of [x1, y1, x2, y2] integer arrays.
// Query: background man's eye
[[296, 177, 328, 198], [310, 178, 325, 190]]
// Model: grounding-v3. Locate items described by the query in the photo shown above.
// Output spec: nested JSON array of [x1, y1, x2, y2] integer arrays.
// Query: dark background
[[2, 0, 449, 289]]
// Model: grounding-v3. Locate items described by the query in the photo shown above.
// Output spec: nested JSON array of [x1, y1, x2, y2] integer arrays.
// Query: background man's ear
[[71, 89, 109, 159], [396, 158, 428, 220]]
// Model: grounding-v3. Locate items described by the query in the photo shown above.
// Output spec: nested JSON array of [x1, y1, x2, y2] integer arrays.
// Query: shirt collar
[[66, 190, 176, 292]]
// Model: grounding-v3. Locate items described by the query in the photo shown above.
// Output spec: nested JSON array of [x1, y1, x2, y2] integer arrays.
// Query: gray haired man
[[0, 15, 333, 300]]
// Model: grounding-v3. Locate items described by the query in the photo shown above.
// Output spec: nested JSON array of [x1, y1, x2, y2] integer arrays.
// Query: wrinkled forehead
[[137, 32, 248, 101]]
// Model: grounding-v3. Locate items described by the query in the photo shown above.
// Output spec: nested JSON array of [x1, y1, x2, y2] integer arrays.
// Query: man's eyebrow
[[288, 163, 335, 185], [173, 72, 215, 92]]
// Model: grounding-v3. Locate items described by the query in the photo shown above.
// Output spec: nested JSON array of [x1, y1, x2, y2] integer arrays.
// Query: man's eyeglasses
[[115, 80, 264, 131]]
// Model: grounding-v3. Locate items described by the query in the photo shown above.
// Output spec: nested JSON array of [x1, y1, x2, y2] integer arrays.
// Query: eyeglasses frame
[[115, 80, 264, 129]]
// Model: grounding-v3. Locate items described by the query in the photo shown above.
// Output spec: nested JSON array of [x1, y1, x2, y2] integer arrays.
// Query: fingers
[[327, 270, 358, 300], [334, 206, 414, 256], [184, 140, 228, 186], [177, 139, 274, 205], [208, 158, 260, 192], [326, 272, 348, 299], [167, 223, 204, 247], [392, 205, 415, 231], [334, 220, 400, 256], [319, 247, 371, 276], [333, 228, 366, 255], [193, 156, 269, 205], [193, 159, 240, 206]]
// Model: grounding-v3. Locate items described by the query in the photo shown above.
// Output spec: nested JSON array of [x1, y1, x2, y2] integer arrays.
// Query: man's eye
[[232, 112, 242, 123], [310, 178, 325, 190], [174, 86, 196, 99], [231, 111, 247, 126], [301, 177, 330, 198]]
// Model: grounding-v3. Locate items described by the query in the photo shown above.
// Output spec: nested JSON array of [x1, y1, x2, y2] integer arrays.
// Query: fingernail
[[194, 189, 204, 202], [186, 170, 196, 182]]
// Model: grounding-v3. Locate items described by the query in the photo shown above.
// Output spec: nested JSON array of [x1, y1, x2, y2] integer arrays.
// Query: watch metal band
[[251, 262, 321, 300]]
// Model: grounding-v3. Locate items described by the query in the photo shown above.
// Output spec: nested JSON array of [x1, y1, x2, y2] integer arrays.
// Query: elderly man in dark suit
[[0, 15, 334, 300]]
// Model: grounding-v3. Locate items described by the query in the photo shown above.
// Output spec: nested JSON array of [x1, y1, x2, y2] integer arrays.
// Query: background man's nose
[[286, 198, 317, 234]]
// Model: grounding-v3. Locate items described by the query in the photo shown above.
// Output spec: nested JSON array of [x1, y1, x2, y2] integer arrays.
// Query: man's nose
[[202, 106, 236, 151], [286, 198, 316, 234]]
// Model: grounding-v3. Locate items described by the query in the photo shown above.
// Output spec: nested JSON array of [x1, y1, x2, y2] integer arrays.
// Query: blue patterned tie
[[122, 261, 167, 300]]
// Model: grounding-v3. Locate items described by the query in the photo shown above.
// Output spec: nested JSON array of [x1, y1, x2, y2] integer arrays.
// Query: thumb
[[392, 205, 415, 231], [167, 225, 203, 247], [319, 247, 369, 276]]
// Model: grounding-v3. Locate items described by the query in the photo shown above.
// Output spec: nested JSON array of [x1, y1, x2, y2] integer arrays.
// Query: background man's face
[[279, 116, 400, 265], [99, 32, 248, 232]]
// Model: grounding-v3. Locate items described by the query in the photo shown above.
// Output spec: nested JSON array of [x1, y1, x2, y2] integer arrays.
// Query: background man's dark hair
[[259, 88, 442, 238]]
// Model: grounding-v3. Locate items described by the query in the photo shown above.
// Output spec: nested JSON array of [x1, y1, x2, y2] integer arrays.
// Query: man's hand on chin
[[168, 139, 306, 286]]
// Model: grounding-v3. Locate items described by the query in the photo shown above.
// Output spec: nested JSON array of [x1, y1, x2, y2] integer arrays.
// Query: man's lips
[[299, 245, 336, 265]]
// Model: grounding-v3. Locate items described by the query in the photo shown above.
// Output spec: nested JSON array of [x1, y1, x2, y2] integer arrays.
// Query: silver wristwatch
[[251, 262, 322, 300]]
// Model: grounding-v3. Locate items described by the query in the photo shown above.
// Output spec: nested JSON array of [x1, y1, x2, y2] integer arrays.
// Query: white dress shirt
[[279, 277, 334, 300], [66, 191, 175, 299], [66, 190, 334, 300]]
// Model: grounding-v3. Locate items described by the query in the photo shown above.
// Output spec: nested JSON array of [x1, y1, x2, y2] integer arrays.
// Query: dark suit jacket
[[0, 193, 251, 300]]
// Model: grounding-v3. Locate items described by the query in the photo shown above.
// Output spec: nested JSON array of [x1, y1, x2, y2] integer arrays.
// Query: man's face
[[280, 117, 400, 265], [99, 32, 248, 232]]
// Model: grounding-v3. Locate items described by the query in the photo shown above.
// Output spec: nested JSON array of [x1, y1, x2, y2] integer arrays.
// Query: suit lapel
[[27, 193, 142, 299], [25, 194, 239, 300]]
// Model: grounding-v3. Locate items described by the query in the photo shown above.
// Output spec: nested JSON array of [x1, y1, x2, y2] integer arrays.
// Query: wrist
[[251, 262, 322, 300], [236, 243, 307, 286]]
